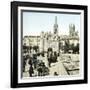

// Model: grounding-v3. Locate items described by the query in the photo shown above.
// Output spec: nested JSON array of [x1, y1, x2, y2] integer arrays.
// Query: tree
[[70, 43, 79, 54], [74, 43, 79, 54], [76, 43, 79, 53]]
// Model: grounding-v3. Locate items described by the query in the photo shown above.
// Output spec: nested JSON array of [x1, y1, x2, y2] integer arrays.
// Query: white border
[[18, 6, 84, 83]]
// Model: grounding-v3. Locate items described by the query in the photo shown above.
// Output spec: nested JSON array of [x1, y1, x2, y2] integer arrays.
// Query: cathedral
[[23, 16, 79, 53], [40, 16, 59, 52]]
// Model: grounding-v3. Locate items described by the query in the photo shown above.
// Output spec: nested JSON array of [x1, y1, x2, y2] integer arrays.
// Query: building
[[23, 16, 79, 53], [39, 16, 59, 52], [23, 36, 40, 47]]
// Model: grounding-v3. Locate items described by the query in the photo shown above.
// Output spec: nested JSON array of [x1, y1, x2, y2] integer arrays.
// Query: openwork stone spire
[[54, 16, 58, 34]]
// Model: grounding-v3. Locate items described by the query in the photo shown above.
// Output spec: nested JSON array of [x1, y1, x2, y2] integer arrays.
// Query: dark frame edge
[[11, 1, 18, 88], [84, 6, 88, 84], [14, 80, 87, 88], [11, 1, 14, 88], [11, 1, 88, 10]]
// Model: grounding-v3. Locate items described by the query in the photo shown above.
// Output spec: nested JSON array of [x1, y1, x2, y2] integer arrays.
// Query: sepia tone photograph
[[22, 11, 80, 78]]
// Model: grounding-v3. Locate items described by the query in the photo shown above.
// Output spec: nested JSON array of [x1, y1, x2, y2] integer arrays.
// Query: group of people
[[23, 50, 49, 77], [22, 48, 59, 77], [47, 51, 58, 67]]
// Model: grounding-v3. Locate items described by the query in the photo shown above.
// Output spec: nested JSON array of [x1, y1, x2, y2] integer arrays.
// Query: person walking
[[47, 51, 52, 67], [53, 51, 58, 62], [29, 64, 34, 77]]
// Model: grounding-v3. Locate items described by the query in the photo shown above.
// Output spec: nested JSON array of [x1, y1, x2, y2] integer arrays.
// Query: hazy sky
[[22, 11, 80, 36]]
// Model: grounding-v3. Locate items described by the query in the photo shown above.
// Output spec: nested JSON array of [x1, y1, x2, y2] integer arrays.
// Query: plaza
[[22, 53, 80, 77]]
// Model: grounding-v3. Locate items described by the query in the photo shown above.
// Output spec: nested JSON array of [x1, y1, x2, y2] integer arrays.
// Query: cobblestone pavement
[[22, 53, 79, 77], [23, 53, 69, 77], [49, 60, 68, 76]]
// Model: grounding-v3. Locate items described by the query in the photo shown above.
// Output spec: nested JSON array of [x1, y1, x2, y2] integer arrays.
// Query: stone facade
[[23, 16, 79, 53]]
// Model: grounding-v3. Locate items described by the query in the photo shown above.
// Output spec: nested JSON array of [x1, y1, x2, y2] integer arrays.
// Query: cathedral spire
[[55, 16, 57, 25], [54, 16, 58, 34]]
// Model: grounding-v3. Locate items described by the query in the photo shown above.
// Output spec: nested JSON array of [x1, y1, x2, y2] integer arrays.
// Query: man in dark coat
[[29, 64, 34, 77], [47, 51, 52, 67]]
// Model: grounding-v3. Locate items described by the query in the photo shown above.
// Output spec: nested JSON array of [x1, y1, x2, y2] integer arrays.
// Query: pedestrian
[[54, 72, 58, 76], [37, 60, 44, 76], [42, 64, 49, 76], [28, 57, 32, 66], [37, 65, 43, 76], [29, 64, 34, 77], [47, 51, 52, 67], [33, 53, 37, 69], [54, 51, 58, 62]]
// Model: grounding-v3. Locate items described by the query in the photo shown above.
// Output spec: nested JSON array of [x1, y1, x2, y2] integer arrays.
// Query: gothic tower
[[69, 24, 75, 36], [54, 16, 58, 34]]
